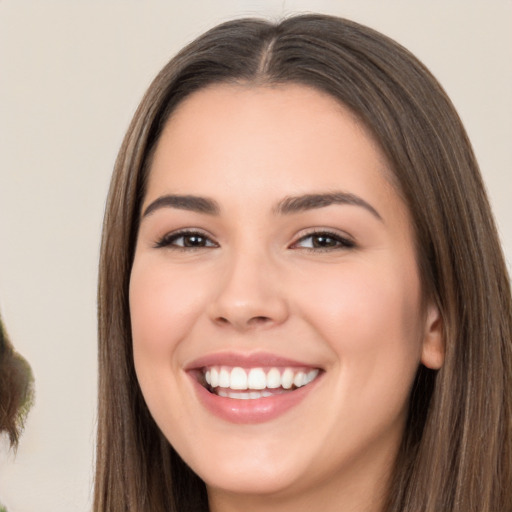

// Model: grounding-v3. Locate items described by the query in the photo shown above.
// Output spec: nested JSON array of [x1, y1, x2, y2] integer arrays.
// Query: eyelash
[[154, 230, 218, 250], [290, 230, 356, 251], [155, 229, 355, 252]]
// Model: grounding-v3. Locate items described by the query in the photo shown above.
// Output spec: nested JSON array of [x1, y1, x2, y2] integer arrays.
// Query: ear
[[420, 303, 444, 370]]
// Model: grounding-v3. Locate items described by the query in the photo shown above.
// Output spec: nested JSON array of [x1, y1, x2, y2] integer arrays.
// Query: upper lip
[[185, 351, 322, 371]]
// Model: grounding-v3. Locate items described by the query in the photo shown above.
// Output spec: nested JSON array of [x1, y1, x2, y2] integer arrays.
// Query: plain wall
[[0, 1, 510, 511]]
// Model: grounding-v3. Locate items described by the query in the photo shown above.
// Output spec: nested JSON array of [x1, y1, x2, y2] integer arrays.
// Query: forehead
[[164, 83, 373, 153], [147, 83, 395, 199]]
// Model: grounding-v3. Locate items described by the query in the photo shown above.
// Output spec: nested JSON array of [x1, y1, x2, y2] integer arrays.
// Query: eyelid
[[154, 228, 219, 249], [289, 228, 356, 250]]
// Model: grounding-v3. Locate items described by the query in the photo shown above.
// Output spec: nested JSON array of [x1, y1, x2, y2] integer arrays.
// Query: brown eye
[[293, 231, 355, 250], [155, 231, 218, 249], [182, 234, 209, 247], [311, 234, 339, 248]]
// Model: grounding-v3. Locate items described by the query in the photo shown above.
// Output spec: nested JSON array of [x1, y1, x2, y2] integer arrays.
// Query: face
[[129, 84, 443, 508]]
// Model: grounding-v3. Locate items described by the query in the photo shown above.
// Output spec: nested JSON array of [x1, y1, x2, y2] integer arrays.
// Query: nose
[[208, 249, 289, 331]]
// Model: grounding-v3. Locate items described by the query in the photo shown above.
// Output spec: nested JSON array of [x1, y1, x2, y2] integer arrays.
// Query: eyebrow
[[275, 192, 382, 221], [142, 191, 382, 221], [143, 194, 220, 217]]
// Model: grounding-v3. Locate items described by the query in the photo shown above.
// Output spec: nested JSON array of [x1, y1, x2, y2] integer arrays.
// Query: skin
[[129, 84, 444, 512]]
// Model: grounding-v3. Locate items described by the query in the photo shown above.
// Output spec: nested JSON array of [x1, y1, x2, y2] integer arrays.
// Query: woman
[[94, 14, 512, 512]]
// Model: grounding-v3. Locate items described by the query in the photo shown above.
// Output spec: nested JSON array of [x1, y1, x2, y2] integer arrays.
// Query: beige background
[[0, 1, 510, 511]]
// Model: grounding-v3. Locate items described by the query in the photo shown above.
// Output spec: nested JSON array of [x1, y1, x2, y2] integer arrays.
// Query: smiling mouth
[[199, 366, 321, 400]]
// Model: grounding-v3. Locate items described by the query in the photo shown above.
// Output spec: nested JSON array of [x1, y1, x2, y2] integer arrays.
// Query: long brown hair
[[95, 14, 512, 511], [0, 315, 34, 448]]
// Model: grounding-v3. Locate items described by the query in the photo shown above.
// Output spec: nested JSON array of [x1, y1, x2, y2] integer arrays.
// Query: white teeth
[[247, 368, 267, 390], [266, 368, 281, 388], [306, 369, 319, 384], [218, 389, 280, 400], [210, 368, 219, 387], [281, 368, 294, 389], [230, 367, 247, 390], [202, 365, 321, 394], [293, 371, 306, 387], [219, 367, 230, 388]]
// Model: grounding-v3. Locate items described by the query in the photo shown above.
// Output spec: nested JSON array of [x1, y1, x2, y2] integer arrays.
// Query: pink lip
[[185, 351, 319, 370], [185, 351, 323, 424], [190, 378, 321, 424]]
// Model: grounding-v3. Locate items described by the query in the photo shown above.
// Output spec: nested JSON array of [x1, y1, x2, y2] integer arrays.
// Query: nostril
[[248, 316, 272, 325], [215, 315, 272, 328]]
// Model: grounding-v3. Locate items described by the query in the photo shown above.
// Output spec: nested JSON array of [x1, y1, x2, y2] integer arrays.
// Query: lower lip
[[191, 375, 321, 424]]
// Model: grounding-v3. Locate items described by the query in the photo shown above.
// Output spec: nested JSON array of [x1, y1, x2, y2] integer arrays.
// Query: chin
[[174, 433, 310, 496]]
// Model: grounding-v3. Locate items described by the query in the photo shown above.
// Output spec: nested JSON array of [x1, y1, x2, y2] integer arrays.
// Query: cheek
[[297, 254, 424, 375], [129, 260, 207, 356], [128, 259, 215, 409], [128, 259, 209, 434], [297, 258, 425, 454]]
